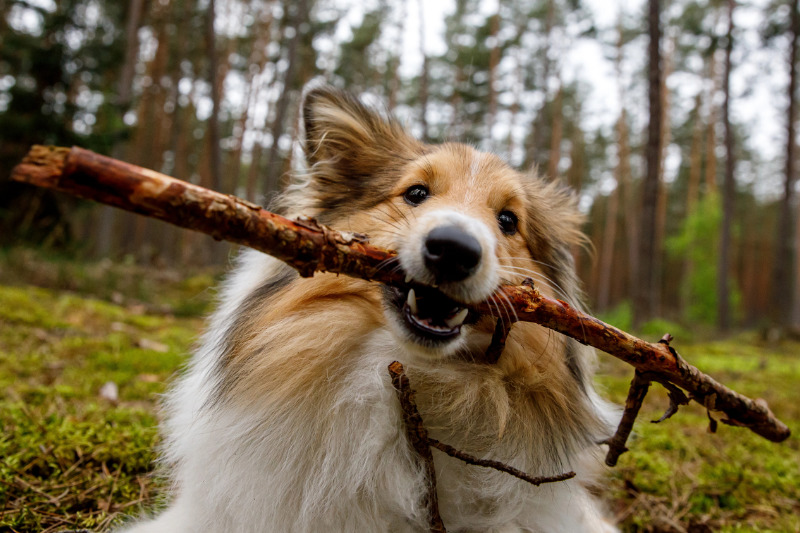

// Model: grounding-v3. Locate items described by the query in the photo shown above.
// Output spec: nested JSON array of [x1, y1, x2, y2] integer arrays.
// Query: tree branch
[[388, 362, 446, 533], [11, 145, 792, 446], [603, 370, 651, 466], [387, 362, 575, 533]]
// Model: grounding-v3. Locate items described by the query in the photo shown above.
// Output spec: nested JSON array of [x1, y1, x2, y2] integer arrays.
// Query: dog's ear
[[302, 86, 423, 215]]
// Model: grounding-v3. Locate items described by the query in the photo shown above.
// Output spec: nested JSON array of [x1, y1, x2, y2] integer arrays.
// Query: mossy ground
[[1, 251, 798, 532], [597, 338, 800, 532]]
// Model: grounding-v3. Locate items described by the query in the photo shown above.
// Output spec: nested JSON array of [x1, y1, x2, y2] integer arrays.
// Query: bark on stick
[[11, 145, 792, 445]]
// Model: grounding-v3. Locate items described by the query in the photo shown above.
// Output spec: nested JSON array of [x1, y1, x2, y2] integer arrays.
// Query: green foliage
[[640, 317, 693, 342], [667, 193, 742, 325], [334, 10, 385, 91], [598, 300, 633, 332], [598, 300, 692, 340]]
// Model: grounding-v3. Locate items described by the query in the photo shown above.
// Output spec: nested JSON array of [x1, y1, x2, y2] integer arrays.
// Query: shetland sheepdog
[[121, 86, 619, 532]]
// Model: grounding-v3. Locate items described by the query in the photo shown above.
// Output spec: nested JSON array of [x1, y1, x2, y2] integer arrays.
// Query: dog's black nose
[[423, 225, 482, 282]]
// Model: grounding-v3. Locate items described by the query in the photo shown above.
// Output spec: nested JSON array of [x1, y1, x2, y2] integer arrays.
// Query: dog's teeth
[[446, 308, 469, 328], [405, 274, 413, 284], [407, 289, 418, 314]]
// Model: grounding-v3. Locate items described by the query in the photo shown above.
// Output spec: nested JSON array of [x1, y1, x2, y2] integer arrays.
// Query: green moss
[[1, 277, 799, 531], [0, 283, 199, 531], [597, 337, 800, 531]]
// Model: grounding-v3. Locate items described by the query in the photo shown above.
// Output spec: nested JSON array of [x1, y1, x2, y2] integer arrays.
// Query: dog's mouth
[[383, 282, 480, 343]]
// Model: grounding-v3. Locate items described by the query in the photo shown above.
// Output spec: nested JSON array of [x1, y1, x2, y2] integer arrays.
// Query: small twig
[[650, 334, 690, 423], [604, 371, 652, 467], [388, 362, 576, 531], [604, 336, 692, 464], [485, 319, 513, 364], [427, 439, 575, 486], [651, 379, 690, 423], [388, 362, 446, 533]]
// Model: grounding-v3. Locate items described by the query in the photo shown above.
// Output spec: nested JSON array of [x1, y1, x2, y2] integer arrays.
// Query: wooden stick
[[387, 362, 576, 532], [11, 145, 792, 444], [603, 371, 651, 466], [388, 362, 446, 533], [427, 439, 575, 486]]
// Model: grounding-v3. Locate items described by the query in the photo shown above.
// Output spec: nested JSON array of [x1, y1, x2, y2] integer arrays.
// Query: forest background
[[3, 0, 800, 332], [4, 0, 800, 333], [2, 1, 800, 531]]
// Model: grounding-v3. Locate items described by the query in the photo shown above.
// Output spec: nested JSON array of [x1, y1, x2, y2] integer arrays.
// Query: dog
[[120, 86, 619, 532]]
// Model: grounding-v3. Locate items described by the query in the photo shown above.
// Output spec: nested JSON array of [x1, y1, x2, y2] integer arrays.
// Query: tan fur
[[121, 87, 617, 533], [225, 91, 604, 467]]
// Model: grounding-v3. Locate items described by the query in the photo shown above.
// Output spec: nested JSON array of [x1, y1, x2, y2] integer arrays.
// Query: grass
[[0, 252, 798, 532], [597, 337, 800, 532], [0, 251, 214, 532]]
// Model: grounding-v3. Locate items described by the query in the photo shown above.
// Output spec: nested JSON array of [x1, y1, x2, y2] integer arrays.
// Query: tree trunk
[[418, 0, 429, 141], [597, 109, 628, 311], [507, 44, 524, 159], [206, 0, 223, 193], [526, 0, 555, 167], [95, 0, 146, 258], [226, 9, 274, 198], [653, 33, 673, 317], [263, 0, 309, 196], [387, 0, 406, 112], [547, 84, 563, 180], [776, 0, 800, 327], [718, 0, 736, 331], [681, 92, 704, 315], [687, 93, 704, 215], [612, 18, 638, 307], [487, 9, 501, 147], [704, 50, 719, 194], [633, 0, 663, 329]]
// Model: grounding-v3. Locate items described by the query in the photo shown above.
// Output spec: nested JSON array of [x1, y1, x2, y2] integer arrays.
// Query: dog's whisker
[[487, 295, 506, 326], [497, 268, 564, 297], [498, 266, 574, 305], [501, 256, 561, 272], [497, 290, 519, 324], [371, 209, 405, 232]]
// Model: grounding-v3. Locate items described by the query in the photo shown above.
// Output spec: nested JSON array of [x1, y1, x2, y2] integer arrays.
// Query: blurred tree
[[718, 0, 735, 331], [262, 0, 312, 196], [334, 9, 385, 92], [634, 0, 664, 328], [417, 0, 429, 141], [0, 0, 127, 246], [763, 0, 800, 329]]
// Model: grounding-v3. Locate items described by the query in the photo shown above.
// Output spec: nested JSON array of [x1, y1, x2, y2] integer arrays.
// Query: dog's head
[[296, 87, 586, 360]]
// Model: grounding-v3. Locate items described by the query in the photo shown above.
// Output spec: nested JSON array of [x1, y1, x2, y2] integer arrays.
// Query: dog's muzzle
[[383, 224, 488, 346]]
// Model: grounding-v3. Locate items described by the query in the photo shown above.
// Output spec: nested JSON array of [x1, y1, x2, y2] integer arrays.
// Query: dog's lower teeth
[[407, 288, 418, 314], [405, 274, 413, 284], [446, 308, 469, 328]]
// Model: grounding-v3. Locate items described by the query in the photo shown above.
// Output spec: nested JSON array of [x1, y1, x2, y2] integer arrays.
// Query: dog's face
[[299, 87, 585, 359]]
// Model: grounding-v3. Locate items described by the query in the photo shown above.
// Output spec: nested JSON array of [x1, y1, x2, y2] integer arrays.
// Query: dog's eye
[[498, 211, 518, 235], [403, 184, 429, 206]]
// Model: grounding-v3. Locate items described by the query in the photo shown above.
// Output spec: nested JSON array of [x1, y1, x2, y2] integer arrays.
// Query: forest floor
[[0, 249, 798, 533]]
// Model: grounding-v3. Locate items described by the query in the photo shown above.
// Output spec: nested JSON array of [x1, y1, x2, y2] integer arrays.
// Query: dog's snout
[[423, 225, 482, 282]]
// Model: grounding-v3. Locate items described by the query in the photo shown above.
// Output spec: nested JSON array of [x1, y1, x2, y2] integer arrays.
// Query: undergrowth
[[0, 252, 798, 532], [0, 251, 212, 532]]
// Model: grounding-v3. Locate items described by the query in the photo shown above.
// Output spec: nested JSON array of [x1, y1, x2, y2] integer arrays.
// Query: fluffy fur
[[120, 87, 619, 532]]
